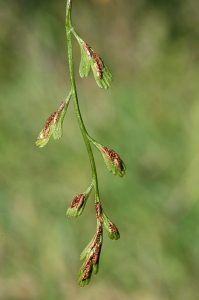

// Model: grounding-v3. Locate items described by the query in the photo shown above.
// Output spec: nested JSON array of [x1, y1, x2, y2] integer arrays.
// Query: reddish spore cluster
[[101, 146, 123, 171], [70, 194, 85, 210], [83, 42, 104, 78]]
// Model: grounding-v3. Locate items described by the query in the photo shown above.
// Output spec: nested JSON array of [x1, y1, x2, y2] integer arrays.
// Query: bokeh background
[[1, 0, 199, 299]]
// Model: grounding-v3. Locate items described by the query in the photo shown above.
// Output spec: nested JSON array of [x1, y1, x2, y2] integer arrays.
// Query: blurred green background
[[1, 0, 199, 299]]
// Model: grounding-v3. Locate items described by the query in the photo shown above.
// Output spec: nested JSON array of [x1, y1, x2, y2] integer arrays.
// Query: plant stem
[[66, 0, 100, 201]]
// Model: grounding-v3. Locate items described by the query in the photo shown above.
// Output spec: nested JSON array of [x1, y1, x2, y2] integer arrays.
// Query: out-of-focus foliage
[[1, 0, 199, 299]]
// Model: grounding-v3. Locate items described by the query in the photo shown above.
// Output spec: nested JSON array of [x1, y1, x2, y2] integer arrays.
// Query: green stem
[[66, 0, 99, 201], [86, 134, 100, 147]]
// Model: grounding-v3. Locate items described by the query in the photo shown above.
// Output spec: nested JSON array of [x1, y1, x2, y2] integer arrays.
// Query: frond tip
[[35, 94, 71, 147], [78, 225, 103, 287], [78, 40, 113, 89]]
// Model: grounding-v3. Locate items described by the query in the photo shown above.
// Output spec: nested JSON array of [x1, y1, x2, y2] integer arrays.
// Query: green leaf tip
[[66, 193, 86, 218], [35, 94, 71, 148], [78, 41, 113, 89], [102, 213, 120, 240], [100, 146, 126, 177], [66, 183, 93, 218], [78, 260, 92, 287], [89, 138, 126, 177], [78, 225, 103, 286]]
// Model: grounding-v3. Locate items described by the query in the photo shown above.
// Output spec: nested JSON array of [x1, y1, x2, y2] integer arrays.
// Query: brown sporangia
[[53, 101, 66, 123], [70, 194, 85, 210], [83, 42, 92, 57], [109, 221, 119, 235], [89, 225, 102, 251], [82, 243, 102, 280], [43, 112, 56, 138], [83, 42, 104, 78], [92, 52, 103, 78], [42, 101, 66, 138], [95, 202, 103, 223], [82, 254, 93, 280], [101, 146, 123, 171], [92, 243, 101, 265]]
